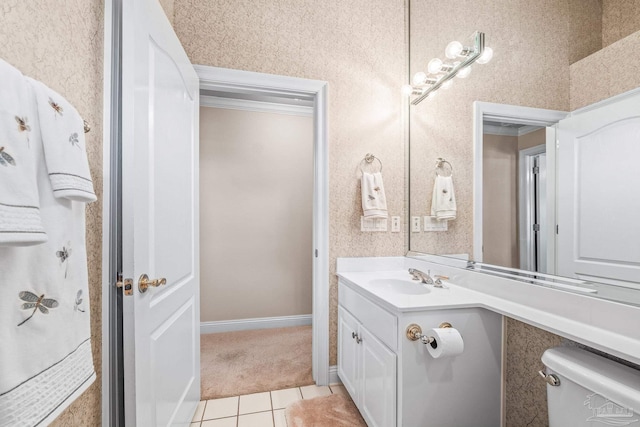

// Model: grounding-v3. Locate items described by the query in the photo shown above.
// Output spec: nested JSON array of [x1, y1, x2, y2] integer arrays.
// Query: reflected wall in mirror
[[408, 0, 640, 303]]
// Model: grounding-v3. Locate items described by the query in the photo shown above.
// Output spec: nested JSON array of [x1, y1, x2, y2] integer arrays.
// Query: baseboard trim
[[200, 314, 312, 334], [329, 365, 342, 385]]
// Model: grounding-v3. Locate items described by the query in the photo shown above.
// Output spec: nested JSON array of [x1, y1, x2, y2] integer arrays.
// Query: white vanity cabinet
[[338, 288, 397, 427], [338, 277, 503, 427]]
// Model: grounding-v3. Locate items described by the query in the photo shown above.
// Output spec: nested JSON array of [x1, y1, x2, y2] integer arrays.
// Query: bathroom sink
[[368, 279, 431, 295]]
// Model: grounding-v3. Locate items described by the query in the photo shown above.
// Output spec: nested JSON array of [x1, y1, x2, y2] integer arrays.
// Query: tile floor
[[191, 384, 347, 427]]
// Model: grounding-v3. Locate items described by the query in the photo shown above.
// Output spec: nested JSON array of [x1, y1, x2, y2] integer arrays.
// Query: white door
[[121, 0, 200, 425], [557, 92, 640, 285]]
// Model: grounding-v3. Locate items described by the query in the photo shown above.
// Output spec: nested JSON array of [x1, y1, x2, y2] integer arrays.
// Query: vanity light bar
[[407, 31, 492, 105]]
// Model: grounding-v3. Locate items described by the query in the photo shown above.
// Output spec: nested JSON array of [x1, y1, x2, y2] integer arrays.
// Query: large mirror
[[407, 1, 640, 305]]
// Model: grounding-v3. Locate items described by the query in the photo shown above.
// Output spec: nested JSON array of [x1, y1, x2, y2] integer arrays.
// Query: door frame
[[472, 101, 568, 265], [195, 65, 330, 385], [518, 144, 546, 271]]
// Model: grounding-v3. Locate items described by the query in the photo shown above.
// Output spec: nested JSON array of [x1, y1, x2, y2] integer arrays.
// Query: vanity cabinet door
[[338, 306, 360, 402], [359, 326, 397, 427]]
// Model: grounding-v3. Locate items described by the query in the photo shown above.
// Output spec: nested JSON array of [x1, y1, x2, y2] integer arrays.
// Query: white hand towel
[[0, 81, 95, 426], [0, 59, 47, 245], [27, 78, 96, 203], [431, 174, 457, 221], [361, 172, 388, 219]]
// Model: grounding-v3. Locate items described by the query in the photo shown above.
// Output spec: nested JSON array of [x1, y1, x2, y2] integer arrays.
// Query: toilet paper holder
[[406, 322, 452, 346]]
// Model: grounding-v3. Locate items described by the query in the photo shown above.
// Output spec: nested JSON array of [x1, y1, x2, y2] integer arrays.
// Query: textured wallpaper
[[0, 1, 104, 426], [174, 0, 408, 366], [570, 29, 640, 110], [603, 0, 640, 47]]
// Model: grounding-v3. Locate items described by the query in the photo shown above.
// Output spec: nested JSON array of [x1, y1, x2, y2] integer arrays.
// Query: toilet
[[541, 347, 640, 426]]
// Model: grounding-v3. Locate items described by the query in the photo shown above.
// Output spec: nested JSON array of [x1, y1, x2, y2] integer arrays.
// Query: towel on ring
[[431, 174, 457, 221], [0, 75, 95, 426], [27, 78, 96, 203], [0, 59, 47, 245], [361, 172, 388, 219]]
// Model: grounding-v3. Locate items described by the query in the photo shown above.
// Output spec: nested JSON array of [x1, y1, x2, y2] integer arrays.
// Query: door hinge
[[556, 224, 559, 234], [116, 272, 133, 296], [533, 224, 540, 232], [533, 166, 540, 174], [315, 249, 318, 258]]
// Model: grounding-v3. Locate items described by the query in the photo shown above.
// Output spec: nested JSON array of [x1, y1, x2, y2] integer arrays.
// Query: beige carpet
[[285, 394, 367, 427], [200, 325, 314, 400]]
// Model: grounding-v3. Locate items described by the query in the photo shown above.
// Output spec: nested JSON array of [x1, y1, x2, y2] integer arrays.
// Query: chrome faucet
[[408, 268, 434, 285]]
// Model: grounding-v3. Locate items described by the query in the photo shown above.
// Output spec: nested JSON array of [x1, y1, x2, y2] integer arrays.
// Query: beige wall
[[570, 29, 640, 110], [482, 133, 519, 268], [199, 106, 313, 322], [0, 2, 104, 426], [174, 0, 407, 364], [518, 127, 546, 151], [603, 0, 640, 47]]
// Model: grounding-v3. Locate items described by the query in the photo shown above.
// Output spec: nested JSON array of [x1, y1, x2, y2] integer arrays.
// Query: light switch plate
[[423, 215, 448, 232], [391, 216, 401, 232], [411, 216, 421, 232], [361, 216, 388, 232]]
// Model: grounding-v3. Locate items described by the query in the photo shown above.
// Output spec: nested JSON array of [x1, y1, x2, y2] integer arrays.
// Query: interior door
[[121, 0, 200, 425], [556, 91, 640, 285]]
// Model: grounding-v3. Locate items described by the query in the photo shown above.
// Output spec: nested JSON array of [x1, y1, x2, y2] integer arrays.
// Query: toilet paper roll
[[426, 327, 464, 359]]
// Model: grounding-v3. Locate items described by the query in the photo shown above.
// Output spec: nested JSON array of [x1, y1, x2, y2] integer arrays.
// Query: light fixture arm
[[411, 31, 485, 105]]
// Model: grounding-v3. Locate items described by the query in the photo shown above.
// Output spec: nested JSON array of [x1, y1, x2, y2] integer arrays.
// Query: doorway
[[473, 101, 569, 274], [195, 65, 330, 386]]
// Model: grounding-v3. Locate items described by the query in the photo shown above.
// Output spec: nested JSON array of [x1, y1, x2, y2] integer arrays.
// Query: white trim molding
[[200, 95, 313, 117], [329, 365, 342, 385], [473, 101, 568, 263], [200, 315, 312, 334], [195, 65, 330, 386]]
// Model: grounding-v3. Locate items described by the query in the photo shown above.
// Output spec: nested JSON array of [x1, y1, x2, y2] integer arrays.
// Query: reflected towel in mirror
[[431, 174, 457, 221]]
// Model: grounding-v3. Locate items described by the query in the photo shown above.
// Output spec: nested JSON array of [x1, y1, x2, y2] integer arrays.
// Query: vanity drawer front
[[339, 282, 398, 351]]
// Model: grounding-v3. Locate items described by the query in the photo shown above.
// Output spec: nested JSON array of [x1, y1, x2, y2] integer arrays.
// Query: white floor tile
[[203, 396, 239, 420], [271, 387, 302, 410], [239, 392, 272, 415], [300, 385, 332, 399], [330, 384, 348, 396], [238, 411, 274, 427], [192, 401, 206, 422], [201, 417, 237, 427], [191, 423, 201, 427], [273, 409, 287, 427]]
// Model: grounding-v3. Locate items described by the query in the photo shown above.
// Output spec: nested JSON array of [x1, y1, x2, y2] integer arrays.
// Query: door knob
[[138, 274, 167, 293]]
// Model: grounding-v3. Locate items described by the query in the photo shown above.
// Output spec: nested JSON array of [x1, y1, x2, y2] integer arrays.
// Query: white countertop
[[337, 256, 640, 366]]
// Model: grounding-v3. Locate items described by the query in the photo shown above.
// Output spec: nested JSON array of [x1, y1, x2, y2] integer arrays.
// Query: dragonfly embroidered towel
[[361, 172, 388, 219], [0, 59, 47, 245], [431, 174, 457, 221], [0, 73, 96, 426], [26, 78, 96, 203]]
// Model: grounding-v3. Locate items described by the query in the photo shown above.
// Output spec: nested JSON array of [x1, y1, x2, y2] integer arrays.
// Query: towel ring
[[435, 157, 453, 177], [360, 153, 383, 173]]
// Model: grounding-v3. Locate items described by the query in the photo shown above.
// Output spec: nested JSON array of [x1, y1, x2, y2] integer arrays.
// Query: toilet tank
[[541, 347, 640, 427]]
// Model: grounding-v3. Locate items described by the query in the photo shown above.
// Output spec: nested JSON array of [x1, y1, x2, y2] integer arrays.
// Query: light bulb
[[442, 79, 453, 89], [445, 41, 463, 59], [401, 84, 414, 96], [477, 47, 493, 64], [457, 66, 472, 79], [413, 71, 427, 85], [427, 58, 443, 74]]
